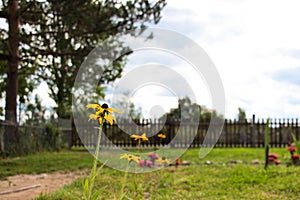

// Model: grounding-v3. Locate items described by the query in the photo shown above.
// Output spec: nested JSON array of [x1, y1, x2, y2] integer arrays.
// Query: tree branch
[[0, 10, 8, 19], [17, 1, 37, 18], [23, 50, 83, 57]]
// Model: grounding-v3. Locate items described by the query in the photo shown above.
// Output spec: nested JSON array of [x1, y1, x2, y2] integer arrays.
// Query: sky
[[130, 0, 300, 120], [18, 0, 300, 120]]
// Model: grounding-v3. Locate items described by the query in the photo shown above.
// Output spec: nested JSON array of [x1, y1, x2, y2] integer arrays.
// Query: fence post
[[296, 118, 299, 140], [251, 114, 256, 147]]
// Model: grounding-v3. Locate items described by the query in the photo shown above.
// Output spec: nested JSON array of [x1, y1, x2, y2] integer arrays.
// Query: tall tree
[[20, 0, 166, 119], [0, 0, 20, 152], [0, 0, 166, 153]]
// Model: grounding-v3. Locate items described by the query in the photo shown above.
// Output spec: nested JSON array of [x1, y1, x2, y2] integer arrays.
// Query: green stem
[[120, 162, 130, 200], [88, 123, 103, 200], [138, 139, 141, 153]]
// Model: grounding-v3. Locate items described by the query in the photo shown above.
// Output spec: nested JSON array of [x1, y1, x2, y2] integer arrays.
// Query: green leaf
[[95, 162, 106, 176], [292, 134, 300, 156], [91, 186, 107, 200], [83, 178, 90, 199]]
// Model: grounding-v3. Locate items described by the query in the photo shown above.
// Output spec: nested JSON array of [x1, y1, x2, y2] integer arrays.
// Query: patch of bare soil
[[0, 171, 86, 200]]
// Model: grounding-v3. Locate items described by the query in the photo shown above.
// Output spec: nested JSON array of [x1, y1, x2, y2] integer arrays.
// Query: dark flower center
[[101, 103, 109, 109]]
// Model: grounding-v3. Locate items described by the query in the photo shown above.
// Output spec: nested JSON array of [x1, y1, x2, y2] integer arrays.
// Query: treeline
[[0, 0, 166, 155], [160, 97, 224, 122]]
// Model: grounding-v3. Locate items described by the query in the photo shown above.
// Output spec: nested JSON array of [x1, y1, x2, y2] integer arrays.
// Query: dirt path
[[0, 171, 86, 200]]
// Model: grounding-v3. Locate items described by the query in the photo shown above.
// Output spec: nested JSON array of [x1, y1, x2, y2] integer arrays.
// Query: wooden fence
[[71, 116, 300, 148]]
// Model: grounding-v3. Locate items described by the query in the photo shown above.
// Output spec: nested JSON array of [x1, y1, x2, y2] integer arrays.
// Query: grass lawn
[[1, 148, 300, 199], [0, 150, 93, 179]]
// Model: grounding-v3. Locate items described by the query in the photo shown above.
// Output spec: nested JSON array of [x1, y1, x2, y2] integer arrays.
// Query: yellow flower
[[86, 103, 103, 110], [87, 103, 121, 125], [88, 114, 116, 125], [88, 114, 99, 121], [120, 154, 140, 163], [87, 103, 122, 114], [131, 133, 148, 141], [157, 133, 166, 139], [106, 107, 122, 114], [156, 156, 170, 165], [103, 115, 116, 125]]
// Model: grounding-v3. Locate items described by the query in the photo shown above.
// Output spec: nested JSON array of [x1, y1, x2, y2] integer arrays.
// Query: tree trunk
[[4, 0, 19, 155]]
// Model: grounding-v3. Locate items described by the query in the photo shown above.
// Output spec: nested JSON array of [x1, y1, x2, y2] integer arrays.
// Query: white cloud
[[27, 0, 300, 120], [105, 46, 213, 119], [142, 0, 300, 119]]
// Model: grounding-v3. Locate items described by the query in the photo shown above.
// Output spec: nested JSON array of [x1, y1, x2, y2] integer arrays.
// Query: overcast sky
[[134, 0, 300, 119], [31, 0, 300, 120]]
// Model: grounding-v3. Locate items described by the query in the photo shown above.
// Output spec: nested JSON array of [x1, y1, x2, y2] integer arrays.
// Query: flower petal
[[98, 117, 103, 124], [132, 155, 141, 163], [88, 114, 98, 121], [96, 108, 104, 115], [104, 115, 115, 125], [111, 107, 122, 114], [141, 133, 149, 141], [120, 154, 129, 159], [86, 104, 101, 109]]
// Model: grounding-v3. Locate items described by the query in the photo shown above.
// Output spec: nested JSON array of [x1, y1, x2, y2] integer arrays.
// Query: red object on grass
[[268, 153, 278, 159], [274, 160, 281, 165], [287, 146, 297, 152], [268, 153, 280, 165], [292, 154, 299, 160], [175, 158, 182, 166], [268, 157, 275, 162]]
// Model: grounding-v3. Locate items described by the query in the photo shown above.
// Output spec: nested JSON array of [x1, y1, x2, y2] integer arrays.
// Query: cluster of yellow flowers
[[121, 132, 169, 166], [87, 103, 122, 125], [130, 132, 166, 141], [120, 153, 141, 163], [130, 133, 148, 141], [119, 153, 170, 165], [87, 103, 170, 167]]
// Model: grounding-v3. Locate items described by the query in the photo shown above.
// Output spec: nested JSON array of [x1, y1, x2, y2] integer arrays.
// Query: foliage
[[292, 134, 300, 157], [0, 121, 68, 157], [25, 148, 300, 200], [42, 122, 67, 151], [85, 103, 121, 200], [237, 107, 246, 122], [114, 92, 144, 120], [0, 0, 167, 119], [160, 96, 223, 122], [23, 94, 46, 125]]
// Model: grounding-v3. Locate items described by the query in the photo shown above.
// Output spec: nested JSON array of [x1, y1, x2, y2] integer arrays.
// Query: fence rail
[[72, 116, 300, 148], [1, 116, 299, 152]]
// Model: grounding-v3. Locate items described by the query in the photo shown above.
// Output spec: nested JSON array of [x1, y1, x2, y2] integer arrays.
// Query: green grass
[[0, 150, 93, 179], [184, 148, 291, 163], [37, 162, 300, 200], [1, 148, 300, 199]]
